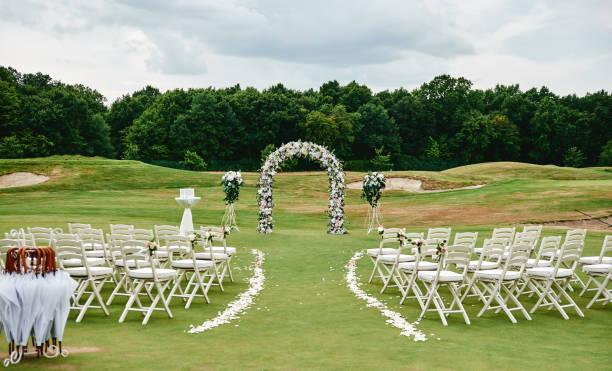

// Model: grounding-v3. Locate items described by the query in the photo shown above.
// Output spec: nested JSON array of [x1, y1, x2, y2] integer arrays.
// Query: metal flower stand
[[222, 202, 239, 231], [366, 205, 382, 234], [175, 188, 200, 235]]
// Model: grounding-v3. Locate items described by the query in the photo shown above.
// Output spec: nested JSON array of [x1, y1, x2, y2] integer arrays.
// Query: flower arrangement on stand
[[362, 172, 386, 234], [221, 171, 243, 231], [256, 141, 346, 234]]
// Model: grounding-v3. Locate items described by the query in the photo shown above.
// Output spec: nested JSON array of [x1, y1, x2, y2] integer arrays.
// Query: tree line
[[1, 65, 611, 170]]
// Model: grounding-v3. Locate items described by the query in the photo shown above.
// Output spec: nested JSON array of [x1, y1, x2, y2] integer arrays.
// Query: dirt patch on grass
[[542, 216, 612, 231], [0, 172, 50, 188], [347, 177, 484, 193], [65, 346, 103, 354]]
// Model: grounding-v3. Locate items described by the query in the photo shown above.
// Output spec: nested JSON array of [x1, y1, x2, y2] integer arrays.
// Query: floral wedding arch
[[257, 141, 346, 234]]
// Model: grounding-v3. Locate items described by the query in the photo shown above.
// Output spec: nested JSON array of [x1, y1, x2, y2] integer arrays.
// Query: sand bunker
[[0, 172, 50, 189], [346, 177, 485, 193]]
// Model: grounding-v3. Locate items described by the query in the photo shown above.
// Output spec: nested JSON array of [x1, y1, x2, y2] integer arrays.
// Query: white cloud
[[0, 0, 610, 102]]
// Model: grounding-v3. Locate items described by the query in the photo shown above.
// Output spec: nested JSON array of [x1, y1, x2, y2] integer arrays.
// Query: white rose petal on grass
[[188, 249, 265, 334], [344, 251, 427, 342]]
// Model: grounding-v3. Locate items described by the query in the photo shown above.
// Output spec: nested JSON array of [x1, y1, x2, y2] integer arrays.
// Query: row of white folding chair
[[411, 234, 589, 324], [367, 227, 451, 283], [579, 235, 612, 308], [378, 231, 478, 294], [418, 240, 587, 326]]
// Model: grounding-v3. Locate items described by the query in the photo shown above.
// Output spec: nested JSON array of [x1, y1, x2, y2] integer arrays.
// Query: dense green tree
[[299, 104, 355, 159], [353, 103, 400, 161], [106, 86, 160, 156], [2, 65, 611, 170]]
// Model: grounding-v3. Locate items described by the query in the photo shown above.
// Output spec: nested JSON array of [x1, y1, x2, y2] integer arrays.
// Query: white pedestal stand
[[175, 192, 200, 236]]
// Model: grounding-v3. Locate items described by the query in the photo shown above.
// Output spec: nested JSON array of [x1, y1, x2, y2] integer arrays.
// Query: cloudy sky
[[1, 0, 610, 103]]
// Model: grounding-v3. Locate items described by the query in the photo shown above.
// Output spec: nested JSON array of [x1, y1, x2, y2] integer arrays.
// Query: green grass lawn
[[0, 157, 611, 370]]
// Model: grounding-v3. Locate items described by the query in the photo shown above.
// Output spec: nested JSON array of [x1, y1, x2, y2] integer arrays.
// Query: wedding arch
[[257, 141, 346, 234]]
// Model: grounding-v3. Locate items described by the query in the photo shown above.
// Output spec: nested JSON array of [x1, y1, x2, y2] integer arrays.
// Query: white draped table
[[175, 189, 200, 235]]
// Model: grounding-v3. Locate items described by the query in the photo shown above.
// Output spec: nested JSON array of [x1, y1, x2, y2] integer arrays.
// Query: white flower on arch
[[257, 141, 346, 234]]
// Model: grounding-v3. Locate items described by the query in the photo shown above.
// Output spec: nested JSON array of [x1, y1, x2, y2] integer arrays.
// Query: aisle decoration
[[345, 251, 427, 341], [257, 141, 346, 234], [221, 171, 243, 231], [188, 249, 265, 333], [362, 172, 386, 233]]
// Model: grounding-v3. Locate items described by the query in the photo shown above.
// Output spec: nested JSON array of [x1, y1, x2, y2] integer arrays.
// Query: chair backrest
[[68, 222, 92, 234], [501, 243, 531, 277], [165, 235, 191, 261], [119, 240, 150, 272], [375, 228, 404, 252], [426, 227, 451, 242], [133, 228, 154, 242], [110, 224, 134, 235], [78, 228, 106, 250], [533, 235, 561, 265], [597, 235, 612, 263], [492, 227, 515, 246], [452, 232, 478, 253], [521, 225, 542, 240], [417, 239, 442, 259], [512, 231, 539, 252], [479, 238, 506, 265], [0, 239, 20, 269], [443, 244, 472, 277], [155, 225, 180, 243], [554, 241, 583, 272], [564, 229, 586, 245], [56, 239, 87, 270], [52, 233, 79, 250], [28, 228, 54, 247]]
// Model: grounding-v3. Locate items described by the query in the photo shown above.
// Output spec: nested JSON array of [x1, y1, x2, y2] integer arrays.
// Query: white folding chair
[[106, 235, 142, 305], [398, 239, 441, 307], [502, 231, 538, 261], [133, 228, 154, 241], [474, 227, 515, 255], [167, 236, 215, 308], [0, 239, 20, 269], [194, 228, 230, 291], [418, 244, 471, 326], [118, 241, 178, 325], [366, 228, 404, 283], [155, 225, 180, 245], [579, 235, 612, 297], [201, 225, 237, 281], [460, 238, 505, 301], [57, 239, 113, 322], [110, 224, 134, 236], [473, 243, 532, 323], [379, 232, 423, 293], [582, 263, 611, 308], [54, 235, 106, 268], [27, 227, 55, 248], [452, 232, 478, 253], [68, 222, 92, 234], [524, 236, 561, 268], [426, 227, 451, 242], [520, 241, 585, 319], [519, 225, 542, 246]]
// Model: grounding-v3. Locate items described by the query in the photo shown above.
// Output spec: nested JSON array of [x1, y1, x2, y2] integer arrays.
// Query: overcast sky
[[1, 0, 610, 103]]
